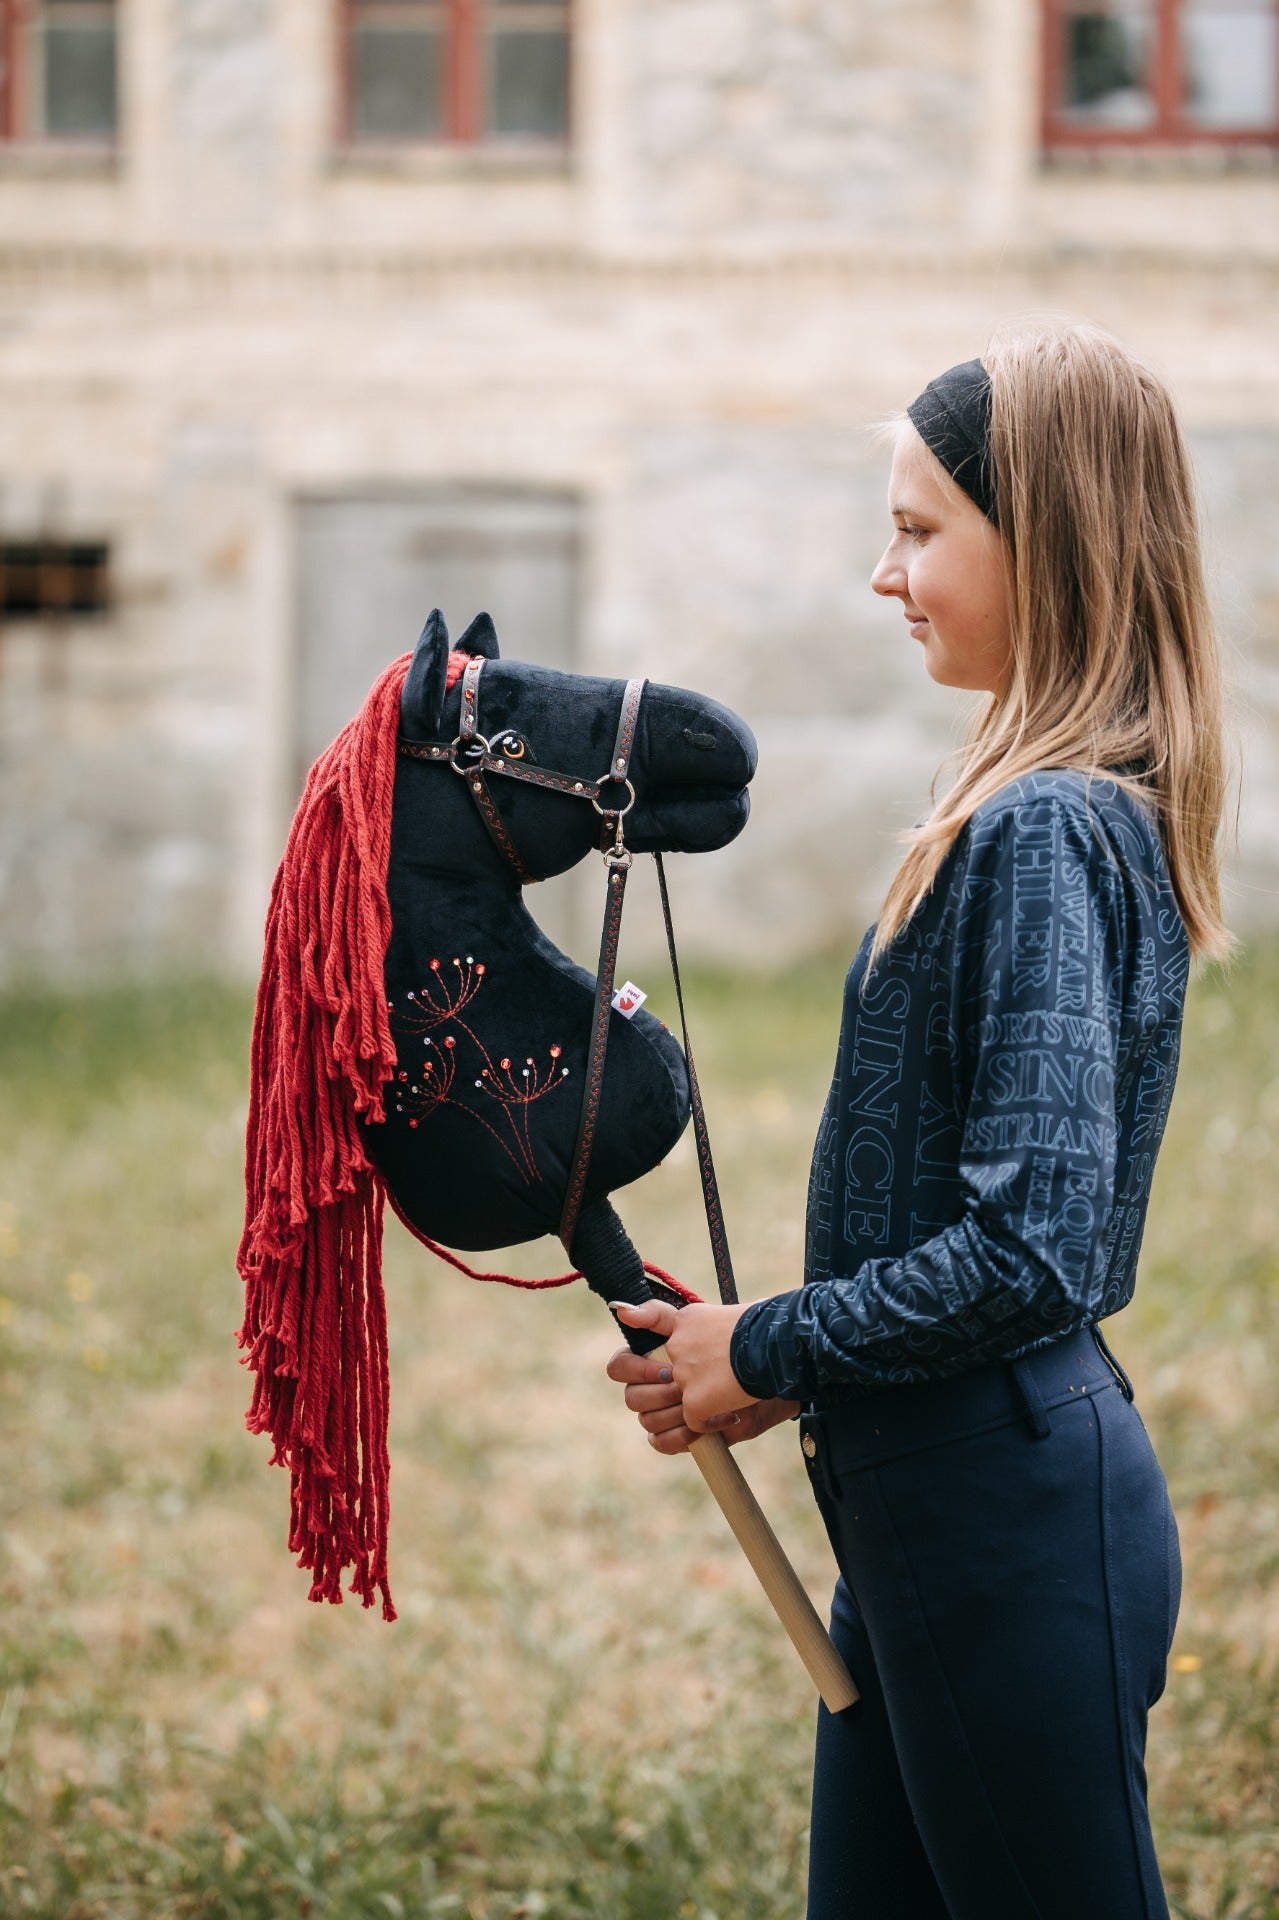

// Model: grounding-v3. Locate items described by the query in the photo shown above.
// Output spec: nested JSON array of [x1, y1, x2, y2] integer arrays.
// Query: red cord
[[386, 1188, 702, 1303]]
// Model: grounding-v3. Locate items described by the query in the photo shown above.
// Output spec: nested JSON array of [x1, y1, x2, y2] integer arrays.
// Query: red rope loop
[[386, 1188, 702, 1303]]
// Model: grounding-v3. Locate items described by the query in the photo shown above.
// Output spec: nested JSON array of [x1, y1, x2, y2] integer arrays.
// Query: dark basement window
[[0, 541, 112, 618]]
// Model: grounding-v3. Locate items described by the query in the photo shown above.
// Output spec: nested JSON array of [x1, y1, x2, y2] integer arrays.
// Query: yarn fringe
[[236, 653, 411, 1621]]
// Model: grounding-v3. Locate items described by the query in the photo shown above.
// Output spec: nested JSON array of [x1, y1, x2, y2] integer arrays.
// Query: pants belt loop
[[1009, 1356, 1052, 1439], [1091, 1322, 1136, 1402]]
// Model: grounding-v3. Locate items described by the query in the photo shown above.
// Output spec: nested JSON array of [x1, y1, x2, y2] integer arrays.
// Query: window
[[1042, 0, 1279, 149], [0, 0, 118, 144], [340, 0, 571, 147], [0, 541, 111, 618]]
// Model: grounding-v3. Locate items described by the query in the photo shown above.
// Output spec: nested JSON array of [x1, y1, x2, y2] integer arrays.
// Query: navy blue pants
[[800, 1326, 1181, 1920]]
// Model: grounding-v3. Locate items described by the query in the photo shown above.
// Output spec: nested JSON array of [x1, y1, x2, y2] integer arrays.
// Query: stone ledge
[[0, 144, 119, 180], [1040, 144, 1279, 178], [0, 237, 1276, 289], [324, 141, 574, 183]]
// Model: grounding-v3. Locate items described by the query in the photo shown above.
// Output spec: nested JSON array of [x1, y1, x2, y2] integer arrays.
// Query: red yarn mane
[[236, 652, 421, 1619]]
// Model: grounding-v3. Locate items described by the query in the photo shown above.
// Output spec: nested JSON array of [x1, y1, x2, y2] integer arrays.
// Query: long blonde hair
[[864, 321, 1240, 977]]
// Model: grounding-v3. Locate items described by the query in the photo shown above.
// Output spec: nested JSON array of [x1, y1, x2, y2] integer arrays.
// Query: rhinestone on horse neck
[[367, 607, 757, 1312]]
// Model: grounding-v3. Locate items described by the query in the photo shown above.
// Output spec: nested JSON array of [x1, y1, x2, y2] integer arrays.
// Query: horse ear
[[454, 611, 500, 660], [401, 607, 450, 739]]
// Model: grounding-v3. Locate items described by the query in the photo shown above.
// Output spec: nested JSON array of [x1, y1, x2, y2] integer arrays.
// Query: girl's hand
[[605, 1341, 800, 1454], [605, 1299, 796, 1452]]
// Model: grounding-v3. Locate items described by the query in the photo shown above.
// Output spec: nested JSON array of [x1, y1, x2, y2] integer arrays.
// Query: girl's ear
[[454, 611, 501, 660], [400, 607, 450, 738]]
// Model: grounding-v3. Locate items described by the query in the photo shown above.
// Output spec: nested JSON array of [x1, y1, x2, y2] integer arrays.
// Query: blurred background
[[1, 5, 1277, 1917], [0, 0, 1276, 974]]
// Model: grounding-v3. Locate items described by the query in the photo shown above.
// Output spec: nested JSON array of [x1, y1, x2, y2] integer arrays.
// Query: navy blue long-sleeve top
[[729, 770, 1190, 1406]]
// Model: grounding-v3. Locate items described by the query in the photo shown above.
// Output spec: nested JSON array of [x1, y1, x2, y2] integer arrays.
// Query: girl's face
[[870, 423, 1013, 697]]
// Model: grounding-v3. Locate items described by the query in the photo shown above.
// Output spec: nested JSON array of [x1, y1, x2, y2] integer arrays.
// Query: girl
[[606, 323, 1237, 1920]]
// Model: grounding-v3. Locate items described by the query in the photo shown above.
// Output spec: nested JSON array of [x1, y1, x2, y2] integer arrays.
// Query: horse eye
[[496, 732, 531, 762]]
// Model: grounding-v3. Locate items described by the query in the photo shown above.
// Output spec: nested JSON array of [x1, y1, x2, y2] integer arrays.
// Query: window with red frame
[[0, 0, 118, 143], [1043, 0, 1279, 147], [341, 0, 571, 146]]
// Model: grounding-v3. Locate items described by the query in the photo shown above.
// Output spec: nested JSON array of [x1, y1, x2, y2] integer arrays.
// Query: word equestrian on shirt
[[962, 1109, 1117, 1157]]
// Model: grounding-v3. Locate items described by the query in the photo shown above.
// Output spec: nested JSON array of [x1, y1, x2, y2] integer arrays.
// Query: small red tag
[[611, 980, 647, 1019]]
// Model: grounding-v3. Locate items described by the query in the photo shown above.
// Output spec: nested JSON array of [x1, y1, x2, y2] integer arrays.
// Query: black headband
[[906, 358, 998, 526]]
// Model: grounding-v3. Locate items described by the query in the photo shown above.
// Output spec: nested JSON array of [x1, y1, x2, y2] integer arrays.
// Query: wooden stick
[[652, 1343, 859, 1714]]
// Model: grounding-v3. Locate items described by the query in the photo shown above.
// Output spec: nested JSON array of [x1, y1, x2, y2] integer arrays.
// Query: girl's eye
[[897, 522, 928, 543]]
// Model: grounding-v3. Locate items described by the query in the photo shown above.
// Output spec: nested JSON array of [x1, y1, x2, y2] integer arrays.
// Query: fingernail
[[607, 1300, 633, 1313], [658, 1367, 672, 1383]]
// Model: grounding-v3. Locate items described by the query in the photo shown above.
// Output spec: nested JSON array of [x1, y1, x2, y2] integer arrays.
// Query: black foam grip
[[570, 1197, 668, 1357]]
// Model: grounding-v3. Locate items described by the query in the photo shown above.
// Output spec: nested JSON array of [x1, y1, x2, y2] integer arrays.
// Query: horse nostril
[[681, 728, 717, 751]]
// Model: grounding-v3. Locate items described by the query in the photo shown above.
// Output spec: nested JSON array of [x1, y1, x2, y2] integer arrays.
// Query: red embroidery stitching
[[388, 957, 571, 1183]]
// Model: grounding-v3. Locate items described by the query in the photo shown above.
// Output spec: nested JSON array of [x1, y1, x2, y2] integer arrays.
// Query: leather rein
[[396, 654, 737, 1305]]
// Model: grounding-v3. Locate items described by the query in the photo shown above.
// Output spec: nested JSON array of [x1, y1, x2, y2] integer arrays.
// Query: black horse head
[[398, 606, 755, 873], [366, 608, 757, 1259]]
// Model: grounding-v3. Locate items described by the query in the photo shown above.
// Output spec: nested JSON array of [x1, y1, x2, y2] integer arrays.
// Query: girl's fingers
[[610, 1297, 680, 1340], [641, 1401, 794, 1455], [723, 1406, 773, 1442], [723, 1399, 799, 1441], [638, 1402, 689, 1434], [623, 1381, 682, 1414], [605, 1346, 673, 1387]]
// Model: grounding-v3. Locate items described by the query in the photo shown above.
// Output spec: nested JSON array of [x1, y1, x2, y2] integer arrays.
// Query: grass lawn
[[0, 938, 1275, 1918]]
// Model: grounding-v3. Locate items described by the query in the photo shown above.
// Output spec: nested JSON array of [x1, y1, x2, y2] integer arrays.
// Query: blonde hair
[[864, 320, 1241, 978]]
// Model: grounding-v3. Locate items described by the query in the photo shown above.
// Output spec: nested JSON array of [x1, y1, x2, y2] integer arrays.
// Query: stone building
[[0, 0, 1276, 978]]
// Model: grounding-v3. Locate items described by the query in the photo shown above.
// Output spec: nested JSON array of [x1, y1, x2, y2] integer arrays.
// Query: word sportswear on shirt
[[730, 770, 1188, 1406]]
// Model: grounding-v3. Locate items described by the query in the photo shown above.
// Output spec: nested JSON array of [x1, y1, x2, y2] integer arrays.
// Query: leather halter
[[395, 656, 737, 1305], [397, 654, 645, 885]]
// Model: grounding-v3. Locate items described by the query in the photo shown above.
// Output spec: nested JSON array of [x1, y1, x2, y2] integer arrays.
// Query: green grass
[[0, 949, 1276, 1918]]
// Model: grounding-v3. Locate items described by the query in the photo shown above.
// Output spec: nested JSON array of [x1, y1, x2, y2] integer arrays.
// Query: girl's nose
[[871, 542, 904, 598]]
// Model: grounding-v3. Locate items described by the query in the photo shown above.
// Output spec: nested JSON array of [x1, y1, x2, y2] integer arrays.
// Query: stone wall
[[626, 0, 975, 237], [0, 0, 1275, 978]]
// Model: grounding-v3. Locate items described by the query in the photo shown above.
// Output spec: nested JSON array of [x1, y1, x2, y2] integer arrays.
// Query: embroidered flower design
[[388, 957, 570, 1182]]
